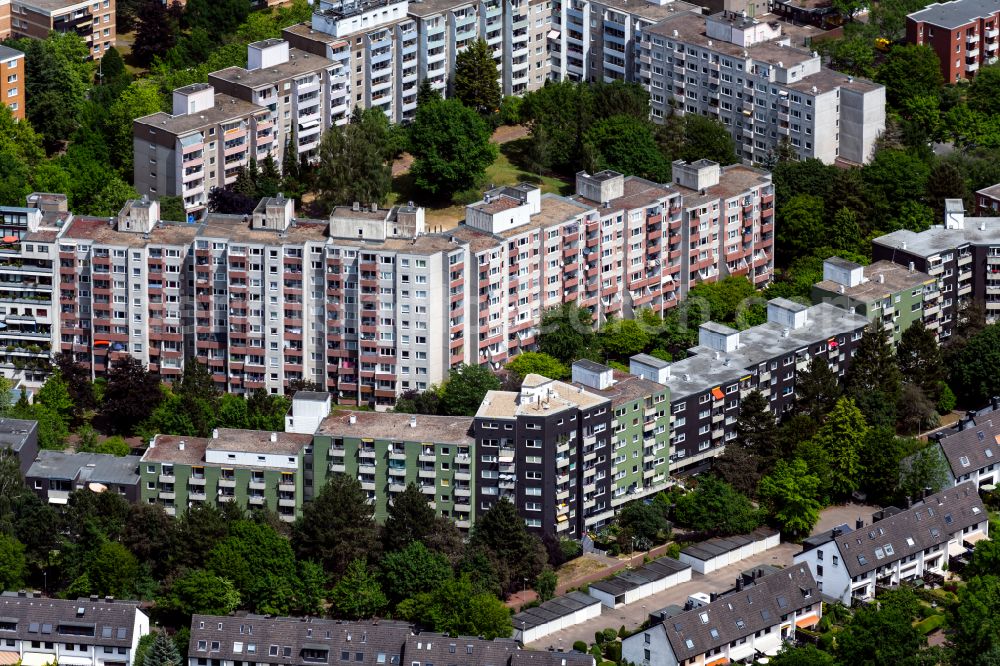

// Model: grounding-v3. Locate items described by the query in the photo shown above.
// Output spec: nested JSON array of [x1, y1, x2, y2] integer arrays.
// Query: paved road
[[525, 542, 800, 650]]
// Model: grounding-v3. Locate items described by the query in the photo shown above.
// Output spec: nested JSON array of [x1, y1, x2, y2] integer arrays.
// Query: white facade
[[678, 529, 781, 575]]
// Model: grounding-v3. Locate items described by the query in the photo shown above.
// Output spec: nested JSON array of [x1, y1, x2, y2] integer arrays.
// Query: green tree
[[102, 356, 163, 436], [292, 475, 379, 580], [795, 356, 842, 421], [184, 0, 251, 40], [396, 575, 513, 639], [617, 501, 671, 545], [845, 321, 902, 428], [132, 0, 180, 66], [951, 324, 1000, 405], [15, 34, 91, 150], [598, 318, 651, 360], [330, 558, 388, 619], [505, 352, 570, 382], [966, 539, 1000, 579], [87, 541, 141, 599], [817, 34, 876, 78], [206, 520, 300, 615], [36, 370, 74, 427], [535, 568, 557, 602], [0, 533, 27, 591], [379, 541, 453, 607], [538, 303, 596, 364], [409, 98, 497, 197], [897, 321, 944, 401], [864, 149, 932, 223], [583, 115, 670, 182], [176, 360, 221, 437], [926, 161, 968, 220], [157, 569, 242, 622], [134, 634, 157, 666], [677, 115, 738, 165], [382, 483, 438, 553], [954, 575, 1000, 663], [439, 364, 501, 416], [672, 477, 761, 536], [144, 632, 183, 666], [158, 196, 187, 222], [776, 194, 826, 265], [969, 65, 1000, 113], [470, 497, 547, 597], [899, 445, 950, 501], [767, 645, 835, 666], [453, 39, 502, 115], [811, 397, 868, 498], [875, 45, 944, 110], [713, 391, 773, 496], [315, 108, 393, 210], [758, 459, 823, 538], [837, 595, 924, 665], [106, 80, 163, 178]]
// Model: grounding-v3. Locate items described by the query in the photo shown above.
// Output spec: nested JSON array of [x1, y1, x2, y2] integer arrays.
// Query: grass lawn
[[388, 138, 572, 230]]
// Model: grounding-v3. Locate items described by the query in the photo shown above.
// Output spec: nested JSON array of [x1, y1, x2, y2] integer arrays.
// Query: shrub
[[601, 628, 618, 643], [604, 643, 621, 662], [572, 641, 588, 653], [452, 187, 485, 206], [666, 543, 681, 559], [589, 646, 603, 660], [915, 614, 945, 635]]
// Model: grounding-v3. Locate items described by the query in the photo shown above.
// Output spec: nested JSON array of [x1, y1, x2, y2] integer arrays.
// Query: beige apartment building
[[0, 44, 24, 120]]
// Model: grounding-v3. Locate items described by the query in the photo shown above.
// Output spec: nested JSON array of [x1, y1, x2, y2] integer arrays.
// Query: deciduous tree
[[583, 115, 670, 182], [439, 364, 501, 416], [758, 459, 822, 538], [409, 99, 497, 197], [505, 352, 570, 382], [292, 475, 379, 580], [330, 559, 387, 619], [672, 477, 761, 536], [102, 356, 163, 436], [157, 569, 241, 622], [379, 541, 453, 607], [316, 108, 393, 210], [538, 303, 595, 364], [811, 398, 868, 498]]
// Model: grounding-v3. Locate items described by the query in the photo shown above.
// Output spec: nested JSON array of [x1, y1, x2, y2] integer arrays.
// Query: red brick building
[[907, 0, 1000, 83]]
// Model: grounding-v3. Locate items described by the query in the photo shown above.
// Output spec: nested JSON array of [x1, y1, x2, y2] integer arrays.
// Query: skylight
[[978, 431, 986, 441], [987, 448, 994, 458], [709, 629, 719, 640], [960, 456, 971, 468], [776, 596, 788, 609], [699, 613, 709, 624], [858, 555, 868, 566], [874, 547, 884, 560], [735, 619, 745, 629], [906, 537, 915, 547], [884, 543, 895, 556], [685, 639, 694, 650]]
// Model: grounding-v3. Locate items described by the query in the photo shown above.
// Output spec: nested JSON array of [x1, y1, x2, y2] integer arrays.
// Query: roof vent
[[409, 416, 417, 428], [212, 428, 219, 439], [270, 432, 278, 442], [178, 441, 185, 451], [349, 413, 357, 424]]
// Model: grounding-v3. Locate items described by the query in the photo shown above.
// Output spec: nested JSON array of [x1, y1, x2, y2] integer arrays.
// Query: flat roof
[[571, 369, 667, 408], [134, 93, 265, 138], [12, 0, 92, 14], [209, 48, 335, 89], [0, 45, 24, 62], [908, 0, 1000, 29], [292, 391, 331, 402], [317, 410, 475, 445], [27, 450, 141, 487], [590, 556, 690, 595], [476, 377, 609, 419], [814, 260, 935, 303], [143, 429, 312, 464], [680, 528, 778, 561], [874, 219, 1000, 258]]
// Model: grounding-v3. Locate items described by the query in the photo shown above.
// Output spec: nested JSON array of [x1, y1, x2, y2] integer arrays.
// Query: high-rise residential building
[[637, 10, 886, 165], [0, 45, 24, 120], [548, 0, 700, 84], [630, 298, 869, 474], [0, 1, 11, 39], [139, 428, 314, 520], [282, 0, 545, 126], [8, 0, 115, 59], [907, 0, 1000, 83], [872, 199, 1000, 340], [473, 373, 614, 538], [133, 82, 277, 216], [812, 257, 941, 343]]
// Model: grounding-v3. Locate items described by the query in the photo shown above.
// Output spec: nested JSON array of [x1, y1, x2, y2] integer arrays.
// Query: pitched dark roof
[[679, 528, 778, 562], [833, 481, 985, 577], [188, 615, 594, 666], [936, 415, 1000, 477], [0, 592, 143, 646], [657, 566, 817, 662], [513, 592, 601, 631], [588, 556, 691, 596]]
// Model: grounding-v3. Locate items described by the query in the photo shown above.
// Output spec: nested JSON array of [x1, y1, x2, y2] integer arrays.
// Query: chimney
[[832, 527, 842, 537], [409, 416, 417, 429], [924, 487, 933, 499], [735, 577, 744, 591], [178, 441, 185, 451], [212, 428, 219, 439], [349, 413, 357, 424], [270, 432, 278, 442], [992, 396, 1000, 412], [856, 518, 864, 529], [906, 497, 913, 508]]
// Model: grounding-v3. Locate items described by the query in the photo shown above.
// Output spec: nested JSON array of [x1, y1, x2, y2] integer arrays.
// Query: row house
[[621, 565, 821, 666], [929, 397, 1000, 489], [473, 374, 614, 538], [549, 0, 699, 84], [185, 613, 594, 666], [794, 482, 987, 605], [27, 450, 141, 505], [638, 10, 886, 165], [133, 83, 275, 215], [0, 591, 149, 666], [812, 257, 941, 344], [630, 298, 869, 474], [139, 428, 313, 520], [872, 199, 1000, 339], [907, 0, 1000, 83], [2, 0, 115, 59]]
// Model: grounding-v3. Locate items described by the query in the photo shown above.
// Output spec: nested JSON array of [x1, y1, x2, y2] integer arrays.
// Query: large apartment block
[[5, 0, 115, 59], [906, 0, 1000, 83], [637, 10, 886, 165], [139, 428, 313, 520], [812, 257, 941, 344], [0, 590, 149, 666], [283, 0, 544, 125], [872, 199, 1000, 340], [0, 45, 24, 120], [630, 298, 869, 473]]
